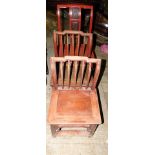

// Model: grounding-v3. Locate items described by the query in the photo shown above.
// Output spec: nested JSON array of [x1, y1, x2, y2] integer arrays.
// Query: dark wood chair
[[57, 4, 93, 32], [48, 56, 101, 137]]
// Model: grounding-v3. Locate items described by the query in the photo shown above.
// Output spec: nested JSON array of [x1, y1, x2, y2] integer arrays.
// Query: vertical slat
[[63, 35, 66, 56], [70, 34, 74, 55], [69, 8, 72, 30], [85, 36, 89, 57], [92, 60, 101, 89], [91, 51, 95, 58], [64, 44, 67, 56], [86, 62, 92, 88], [89, 6, 93, 33], [64, 35, 67, 56], [76, 61, 80, 87], [53, 32, 58, 57], [79, 44, 85, 56], [63, 61, 67, 86], [85, 35, 92, 57], [78, 8, 81, 30], [73, 61, 78, 86], [85, 34, 92, 57], [59, 34, 63, 56], [67, 60, 71, 88], [89, 34, 93, 57], [66, 34, 69, 55], [79, 61, 86, 87], [51, 59, 57, 89], [80, 36, 86, 56], [59, 61, 64, 87], [75, 34, 80, 56], [57, 7, 61, 31]]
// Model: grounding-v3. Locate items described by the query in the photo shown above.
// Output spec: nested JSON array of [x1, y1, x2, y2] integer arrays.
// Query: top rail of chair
[[53, 30, 92, 36], [50, 56, 101, 63], [57, 4, 93, 9]]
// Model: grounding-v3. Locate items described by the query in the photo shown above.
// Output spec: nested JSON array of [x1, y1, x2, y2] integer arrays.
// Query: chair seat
[[48, 89, 101, 125]]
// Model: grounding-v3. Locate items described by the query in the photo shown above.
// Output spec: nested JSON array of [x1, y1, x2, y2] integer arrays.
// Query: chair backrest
[[50, 56, 101, 90], [53, 30, 93, 57], [57, 4, 93, 32]]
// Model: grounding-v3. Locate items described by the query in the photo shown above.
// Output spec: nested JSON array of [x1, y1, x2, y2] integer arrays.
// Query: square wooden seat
[[48, 56, 102, 137], [48, 90, 101, 124]]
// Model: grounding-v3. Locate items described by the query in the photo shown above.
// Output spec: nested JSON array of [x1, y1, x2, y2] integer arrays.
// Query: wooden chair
[[48, 56, 102, 137], [53, 30, 95, 58], [57, 4, 93, 32]]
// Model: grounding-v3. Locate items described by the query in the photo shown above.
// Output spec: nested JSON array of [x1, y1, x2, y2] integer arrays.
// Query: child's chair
[[48, 56, 102, 137]]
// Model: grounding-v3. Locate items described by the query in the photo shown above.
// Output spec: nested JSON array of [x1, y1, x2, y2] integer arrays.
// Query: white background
[[0, 0, 155, 154]]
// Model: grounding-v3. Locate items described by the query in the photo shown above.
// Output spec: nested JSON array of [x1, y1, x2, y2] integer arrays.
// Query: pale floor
[[46, 36, 108, 155]]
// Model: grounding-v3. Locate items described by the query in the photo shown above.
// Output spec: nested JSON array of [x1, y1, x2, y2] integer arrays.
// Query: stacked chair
[[57, 4, 93, 33], [47, 4, 103, 137]]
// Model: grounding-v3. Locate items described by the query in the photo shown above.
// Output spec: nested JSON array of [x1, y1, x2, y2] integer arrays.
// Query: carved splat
[[57, 4, 93, 33]]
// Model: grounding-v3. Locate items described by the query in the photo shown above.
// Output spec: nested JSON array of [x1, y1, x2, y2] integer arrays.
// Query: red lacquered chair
[[57, 4, 93, 33]]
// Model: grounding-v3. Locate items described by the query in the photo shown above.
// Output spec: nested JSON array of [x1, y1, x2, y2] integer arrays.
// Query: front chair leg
[[87, 124, 97, 137], [51, 125, 60, 137]]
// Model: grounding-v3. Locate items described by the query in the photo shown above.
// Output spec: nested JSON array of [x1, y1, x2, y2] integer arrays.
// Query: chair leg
[[87, 124, 97, 137], [46, 48, 49, 75], [51, 125, 60, 137]]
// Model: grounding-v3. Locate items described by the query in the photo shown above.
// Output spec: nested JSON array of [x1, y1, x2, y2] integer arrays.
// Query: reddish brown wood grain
[[57, 4, 93, 32], [53, 30, 94, 57], [53, 31, 58, 56], [48, 56, 102, 137], [59, 34, 63, 56], [50, 56, 101, 89], [75, 34, 80, 56], [86, 62, 92, 88], [50, 60, 57, 89]]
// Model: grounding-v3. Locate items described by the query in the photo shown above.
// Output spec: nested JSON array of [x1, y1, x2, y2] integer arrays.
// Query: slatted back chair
[[53, 30, 95, 58], [48, 56, 102, 137], [57, 4, 93, 32]]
